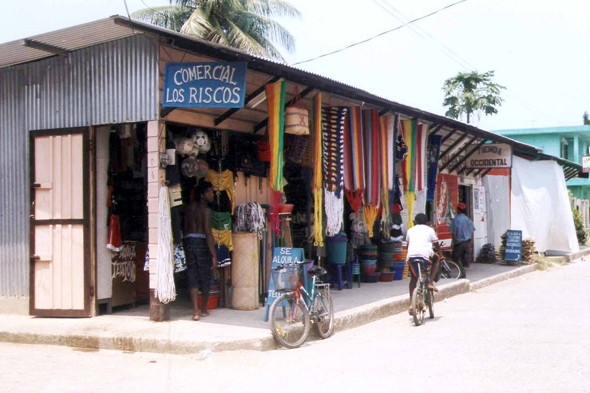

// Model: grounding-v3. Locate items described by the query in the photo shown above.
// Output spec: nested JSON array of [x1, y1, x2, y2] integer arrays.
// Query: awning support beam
[[481, 168, 493, 178], [429, 124, 443, 136], [440, 128, 457, 145], [214, 76, 281, 126], [253, 86, 315, 133], [439, 133, 469, 160], [439, 136, 478, 172], [452, 139, 489, 174]]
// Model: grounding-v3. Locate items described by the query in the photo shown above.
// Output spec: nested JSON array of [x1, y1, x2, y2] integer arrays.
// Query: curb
[[0, 265, 540, 354], [563, 248, 590, 263]]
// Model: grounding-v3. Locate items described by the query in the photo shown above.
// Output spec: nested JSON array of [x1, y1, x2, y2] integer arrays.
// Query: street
[[2, 260, 590, 393]]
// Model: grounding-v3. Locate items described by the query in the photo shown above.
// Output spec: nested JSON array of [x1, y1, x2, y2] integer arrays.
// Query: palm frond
[[244, 0, 302, 19], [131, 6, 193, 31], [234, 11, 295, 54]]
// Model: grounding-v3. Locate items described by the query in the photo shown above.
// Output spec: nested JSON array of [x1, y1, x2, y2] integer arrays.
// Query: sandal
[[408, 306, 413, 315]]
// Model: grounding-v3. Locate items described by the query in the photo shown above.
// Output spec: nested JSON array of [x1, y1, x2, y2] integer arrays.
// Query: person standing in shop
[[450, 202, 475, 278], [184, 181, 218, 320]]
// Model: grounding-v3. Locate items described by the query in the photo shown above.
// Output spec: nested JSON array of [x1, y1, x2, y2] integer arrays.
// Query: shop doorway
[[29, 128, 92, 317]]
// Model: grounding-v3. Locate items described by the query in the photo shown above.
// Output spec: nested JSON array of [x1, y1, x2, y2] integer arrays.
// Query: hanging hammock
[[311, 93, 324, 246], [380, 115, 391, 237], [401, 118, 417, 229], [266, 80, 287, 236], [344, 106, 365, 216], [322, 106, 347, 237], [361, 109, 382, 237]]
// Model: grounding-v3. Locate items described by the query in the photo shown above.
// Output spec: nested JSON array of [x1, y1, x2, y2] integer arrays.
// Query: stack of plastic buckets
[[358, 245, 380, 282], [198, 284, 220, 310], [377, 243, 396, 282], [392, 241, 406, 281]]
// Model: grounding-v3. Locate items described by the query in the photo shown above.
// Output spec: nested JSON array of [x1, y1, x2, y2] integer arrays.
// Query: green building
[[494, 126, 590, 200]]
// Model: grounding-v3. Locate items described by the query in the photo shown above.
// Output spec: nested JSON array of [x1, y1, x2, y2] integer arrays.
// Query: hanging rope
[[266, 80, 287, 236], [311, 93, 324, 246], [322, 106, 347, 237], [344, 106, 364, 216], [156, 185, 176, 304]]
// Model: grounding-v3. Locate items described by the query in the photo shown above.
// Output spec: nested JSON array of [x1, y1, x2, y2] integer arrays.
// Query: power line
[[373, 0, 476, 71], [290, 0, 467, 66]]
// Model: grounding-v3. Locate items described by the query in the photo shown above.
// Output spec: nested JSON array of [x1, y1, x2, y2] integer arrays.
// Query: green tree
[[442, 71, 506, 124], [131, 0, 301, 61]]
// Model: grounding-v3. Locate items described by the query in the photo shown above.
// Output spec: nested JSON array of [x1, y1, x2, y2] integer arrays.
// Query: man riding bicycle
[[406, 213, 442, 315]]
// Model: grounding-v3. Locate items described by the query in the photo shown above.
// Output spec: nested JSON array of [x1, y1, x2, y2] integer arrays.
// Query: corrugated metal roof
[[0, 17, 136, 69]]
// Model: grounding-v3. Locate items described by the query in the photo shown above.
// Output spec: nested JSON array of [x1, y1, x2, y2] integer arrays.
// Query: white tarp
[[483, 175, 511, 249], [511, 156, 579, 253]]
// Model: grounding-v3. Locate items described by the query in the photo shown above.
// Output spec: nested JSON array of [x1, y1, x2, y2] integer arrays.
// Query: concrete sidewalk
[[0, 261, 542, 355]]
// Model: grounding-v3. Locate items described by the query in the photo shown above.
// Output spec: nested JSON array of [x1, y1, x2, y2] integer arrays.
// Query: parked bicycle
[[269, 260, 334, 349], [438, 254, 461, 280], [410, 257, 435, 326]]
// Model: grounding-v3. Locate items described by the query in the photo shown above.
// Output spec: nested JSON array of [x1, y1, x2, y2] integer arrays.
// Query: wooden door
[[29, 129, 91, 317]]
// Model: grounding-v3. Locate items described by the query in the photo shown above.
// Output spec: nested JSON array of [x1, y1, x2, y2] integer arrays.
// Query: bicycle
[[437, 255, 461, 280], [410, 257, 435, 326], [269, 260, 334, 349]]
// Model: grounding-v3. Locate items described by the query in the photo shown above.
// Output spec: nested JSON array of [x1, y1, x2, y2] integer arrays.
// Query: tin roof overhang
[[1, 15, 585, 179]]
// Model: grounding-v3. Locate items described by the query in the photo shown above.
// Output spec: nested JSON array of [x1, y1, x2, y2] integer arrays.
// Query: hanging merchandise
[[211, 211, 232, 231], [344, 106, 365, 216], [180, 157, 198, 178], [396, 134, 408, 162], [322, 106, 347, 237], [176, 136, 195, 157], [205, 170, 236, 214], [192, 130, 211, 154], [257, 132, 271, 162], [155, 186, 176, 304], [266, 80, 287, 235], [361, 109, 382, 238], [195, 159, 209, 178], [400, 118, 417, 229], [235, 202, 266, 239], [427, 135, 442, 202], [284, 86, 310, 135], [212, 228, 233, 251], [380, 115, 391, 238], [311, 93, 324, 246]]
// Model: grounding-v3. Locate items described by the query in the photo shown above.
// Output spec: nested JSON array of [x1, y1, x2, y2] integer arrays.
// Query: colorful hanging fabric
[[427, 135, 442, 201], [344, 107, 365, 216], [322, 106, 347, 237], [380, 115, 391, 237], [401, 118, 417, 229], [265, 81, 287, 235], [361, 109, 382, 237], [311, 93, 324, 246], [205, 170, 236, 214]]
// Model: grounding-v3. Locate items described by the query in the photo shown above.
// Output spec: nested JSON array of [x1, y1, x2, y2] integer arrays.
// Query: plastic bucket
[[326, 232, 347, 264], [392, 261, 406, 281]]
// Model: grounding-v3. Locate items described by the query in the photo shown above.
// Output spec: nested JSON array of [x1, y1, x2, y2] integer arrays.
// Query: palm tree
[[131, 0, 301, 61], [442, 71, 505, 124]]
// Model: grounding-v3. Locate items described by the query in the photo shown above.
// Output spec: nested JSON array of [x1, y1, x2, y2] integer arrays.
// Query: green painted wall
[[505, 134, 561, 157]]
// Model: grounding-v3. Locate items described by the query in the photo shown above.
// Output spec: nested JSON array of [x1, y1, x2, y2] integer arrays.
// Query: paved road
[[2, 261, 589, 393]]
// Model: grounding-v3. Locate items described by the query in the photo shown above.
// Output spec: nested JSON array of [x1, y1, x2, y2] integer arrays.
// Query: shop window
[[561, 138, 573, 160]]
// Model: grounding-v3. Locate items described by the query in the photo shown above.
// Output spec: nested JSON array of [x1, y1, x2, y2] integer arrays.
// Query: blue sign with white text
[[264, 247, 304, 321], [505, 230, 522, 263], [162, 62, 247, 108]]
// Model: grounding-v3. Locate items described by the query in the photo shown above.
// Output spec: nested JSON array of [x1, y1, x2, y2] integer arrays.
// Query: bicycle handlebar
[[272, 259, 313, 271]]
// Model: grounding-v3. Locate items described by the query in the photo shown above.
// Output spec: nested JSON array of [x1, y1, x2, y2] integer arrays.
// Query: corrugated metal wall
[[0, 34, 159, 297]]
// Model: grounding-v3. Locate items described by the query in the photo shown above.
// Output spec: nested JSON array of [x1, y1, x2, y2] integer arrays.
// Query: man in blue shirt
[[450, 203, 475, 278]]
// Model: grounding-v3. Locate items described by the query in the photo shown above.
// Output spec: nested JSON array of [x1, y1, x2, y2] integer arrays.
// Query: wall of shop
[[0, 35, 160, 298]]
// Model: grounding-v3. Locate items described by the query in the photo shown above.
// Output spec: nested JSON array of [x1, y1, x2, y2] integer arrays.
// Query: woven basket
[[284, 106, 309, 135]]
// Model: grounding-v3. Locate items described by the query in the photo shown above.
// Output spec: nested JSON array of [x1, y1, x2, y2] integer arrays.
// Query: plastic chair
[[328, 261, 351, 290]]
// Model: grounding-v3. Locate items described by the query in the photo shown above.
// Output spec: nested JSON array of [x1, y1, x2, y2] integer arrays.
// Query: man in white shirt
[[406, 213, 442, 315]]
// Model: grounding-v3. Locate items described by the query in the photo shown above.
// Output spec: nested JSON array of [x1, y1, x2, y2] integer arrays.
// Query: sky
[[1, 0, 589, 131]]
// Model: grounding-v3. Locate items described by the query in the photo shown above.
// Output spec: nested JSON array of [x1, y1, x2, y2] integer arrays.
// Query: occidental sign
[[465, 143, 513, 169]]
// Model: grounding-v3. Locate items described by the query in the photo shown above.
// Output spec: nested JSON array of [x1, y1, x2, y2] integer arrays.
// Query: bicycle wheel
[[412, 286, 425, 326], [269, 293, 310, 349], [427, 289, 434, 319], [313, 288, 334, 339], [441, 260, 461, 280]]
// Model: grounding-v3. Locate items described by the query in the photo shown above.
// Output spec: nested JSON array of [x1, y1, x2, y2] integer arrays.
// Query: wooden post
[[147, 120, 170, 322]]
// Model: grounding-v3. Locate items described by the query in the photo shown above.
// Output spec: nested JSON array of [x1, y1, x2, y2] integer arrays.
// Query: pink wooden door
[[30, 129, 91, 317]]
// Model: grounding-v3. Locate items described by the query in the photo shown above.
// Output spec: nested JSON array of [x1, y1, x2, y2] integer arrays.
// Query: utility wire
[[290, 0, 467, 66], [372, 0, 561, 124], [373, 0, 476, 71]]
